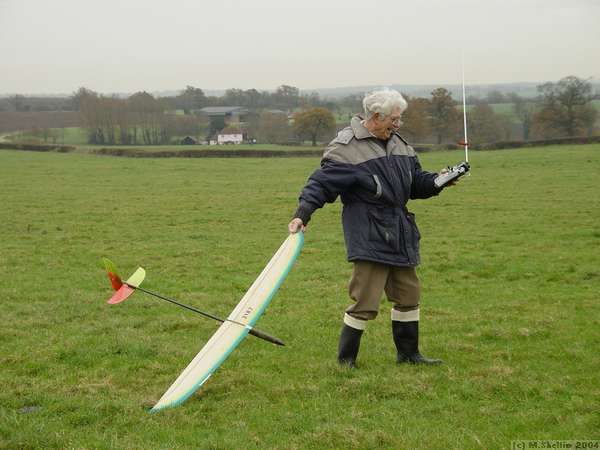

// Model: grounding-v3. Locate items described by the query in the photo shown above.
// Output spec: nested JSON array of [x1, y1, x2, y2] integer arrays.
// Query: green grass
[[56, 127, 88, 145], [5, 127, 88, 146], [0, 145, 599, 449]]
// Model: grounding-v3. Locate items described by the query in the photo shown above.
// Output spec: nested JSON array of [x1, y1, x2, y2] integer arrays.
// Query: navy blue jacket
[[294, 116, 442, 267]]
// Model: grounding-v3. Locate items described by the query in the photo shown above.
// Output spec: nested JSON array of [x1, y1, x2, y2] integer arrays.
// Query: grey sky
[[1, 0, 599, 94]]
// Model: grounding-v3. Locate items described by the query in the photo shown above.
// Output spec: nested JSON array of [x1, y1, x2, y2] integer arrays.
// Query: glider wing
[[151, 232, 303, 412]]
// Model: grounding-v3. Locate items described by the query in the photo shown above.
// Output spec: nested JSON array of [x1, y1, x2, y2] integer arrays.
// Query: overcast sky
[[1, 0, 599, 95]]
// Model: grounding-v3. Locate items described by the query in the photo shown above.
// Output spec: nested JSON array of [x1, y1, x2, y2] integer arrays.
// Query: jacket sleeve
[[410, 156, 443, 199], [293, 158, 360, 225]]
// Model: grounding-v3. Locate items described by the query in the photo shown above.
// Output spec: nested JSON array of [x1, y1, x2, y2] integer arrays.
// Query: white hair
[[362, 88, 407, 119]]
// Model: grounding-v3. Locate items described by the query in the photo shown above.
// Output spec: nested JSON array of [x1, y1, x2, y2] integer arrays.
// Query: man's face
[[369, 108, 402, 139], [370, 107, 402, 140]]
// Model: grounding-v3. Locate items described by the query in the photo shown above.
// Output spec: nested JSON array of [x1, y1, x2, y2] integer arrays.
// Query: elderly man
[[289, 88, 454, 367]]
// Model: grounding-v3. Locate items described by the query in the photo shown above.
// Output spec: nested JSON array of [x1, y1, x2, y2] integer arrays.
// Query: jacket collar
[[350, 115, 375, 140]]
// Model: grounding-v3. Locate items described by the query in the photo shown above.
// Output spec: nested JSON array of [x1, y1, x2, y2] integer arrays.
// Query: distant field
[[464, 102, 527, 121], [488, 102, 521, 116], [1, 144, 599, 448], [57, 126, 88, 145], [6, 127, 321, 151], [469, 99, 600, 121], [5, 127, 87, 146]]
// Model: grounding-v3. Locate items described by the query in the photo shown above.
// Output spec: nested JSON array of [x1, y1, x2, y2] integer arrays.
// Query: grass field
[[4, 127, 87, 146], [1, 145, 599, 449]]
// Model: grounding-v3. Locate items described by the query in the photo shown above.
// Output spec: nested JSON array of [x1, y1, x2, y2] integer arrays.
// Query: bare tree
[[534, 76, 597, 137], [400, 96, 431, 143], [468, 104, 506, 144], [129, 92, 166, 144], [429, 88, 461, 144], [510, 93, 536, 141], [274, 85, 301, 111], [257, 111, 291, 144], [7, 94, 27, 112], [176, 86, 207, 113]]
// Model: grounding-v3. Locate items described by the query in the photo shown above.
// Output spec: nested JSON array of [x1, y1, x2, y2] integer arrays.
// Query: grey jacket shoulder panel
[[324, 131, 416, 164], [323, 125, 378, 164], [322, 127, 354, 163], [323, 139, 386, 165], [388, 134, 416, 157], [332, 127, 355, 145]]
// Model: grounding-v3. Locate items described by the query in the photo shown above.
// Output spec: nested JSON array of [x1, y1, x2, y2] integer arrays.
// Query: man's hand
[[288, 218, 305, 234], [439, 167, 459, 187]]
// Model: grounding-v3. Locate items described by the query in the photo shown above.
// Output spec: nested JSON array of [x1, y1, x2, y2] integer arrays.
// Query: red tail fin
[[102, 258, 123, 290]]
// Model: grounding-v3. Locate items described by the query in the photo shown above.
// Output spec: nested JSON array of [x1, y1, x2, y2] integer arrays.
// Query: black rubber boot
[[392, 320, 442, 365], [337, 324, 363, 368]]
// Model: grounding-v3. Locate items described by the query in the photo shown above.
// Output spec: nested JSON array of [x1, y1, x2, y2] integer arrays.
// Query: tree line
[[71, 86, 333, 145], [3, 75, 597, 146], [402, 76, 597, 145], [73, 88, 211, 145]]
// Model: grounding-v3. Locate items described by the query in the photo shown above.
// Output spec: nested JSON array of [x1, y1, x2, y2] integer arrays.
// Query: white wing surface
[[151, 232, 303, 411]]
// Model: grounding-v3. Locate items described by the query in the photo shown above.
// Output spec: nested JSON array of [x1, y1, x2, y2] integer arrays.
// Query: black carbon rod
[[128, 284, 285, 346]]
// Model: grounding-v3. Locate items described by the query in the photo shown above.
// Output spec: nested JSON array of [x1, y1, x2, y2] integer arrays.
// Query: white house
[[217, 128, 243, 145]]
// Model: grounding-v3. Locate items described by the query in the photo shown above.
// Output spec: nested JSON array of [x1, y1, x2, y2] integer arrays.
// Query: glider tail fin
[[102, 257, 123, 291], [101, 257, 146, 305]]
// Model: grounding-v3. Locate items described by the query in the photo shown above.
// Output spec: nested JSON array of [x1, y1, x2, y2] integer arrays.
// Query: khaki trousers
[[345, 260, 420, 323]]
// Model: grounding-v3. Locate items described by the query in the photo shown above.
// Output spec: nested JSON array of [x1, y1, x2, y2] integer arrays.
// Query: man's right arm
[[288, 158, 358, 233]]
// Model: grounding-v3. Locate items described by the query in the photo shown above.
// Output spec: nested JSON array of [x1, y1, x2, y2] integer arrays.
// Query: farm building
[[194, 106, 248, 124], [180, 136, 197, 145], [217, 127, 243, 145]]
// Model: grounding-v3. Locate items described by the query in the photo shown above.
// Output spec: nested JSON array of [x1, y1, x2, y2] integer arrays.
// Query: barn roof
[[197, 106, 247, 115], [219, 127, 243, 134]]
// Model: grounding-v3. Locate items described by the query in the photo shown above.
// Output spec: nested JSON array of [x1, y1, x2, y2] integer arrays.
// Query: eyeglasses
[[383, 115, 403, 128], [389, 117, 403, 127], [374, 113, 403, 127]]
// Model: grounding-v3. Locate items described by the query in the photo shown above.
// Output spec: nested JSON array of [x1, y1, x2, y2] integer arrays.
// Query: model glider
[[151, 231, 304, 412]]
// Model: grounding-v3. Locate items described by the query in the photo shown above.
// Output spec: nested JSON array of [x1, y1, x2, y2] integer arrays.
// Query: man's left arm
[[410, 156, 445, 199]]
